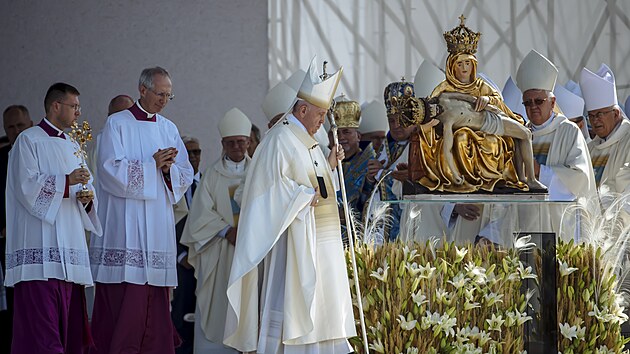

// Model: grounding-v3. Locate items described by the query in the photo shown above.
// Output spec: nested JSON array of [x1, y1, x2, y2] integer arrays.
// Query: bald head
[[108, 95, 134, 115], [3, 105, 33, 144]]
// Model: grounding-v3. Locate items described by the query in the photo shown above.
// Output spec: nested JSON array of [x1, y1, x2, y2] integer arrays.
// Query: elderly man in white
[[580, 63, 630, 224]]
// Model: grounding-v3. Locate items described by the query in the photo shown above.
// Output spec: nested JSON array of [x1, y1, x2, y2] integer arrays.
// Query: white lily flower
[[514, 311, 533, 326], [463, 287, 476, 301], [486, 313, 505, 333], [483, 292, 504, 306], [403, 245, 419, 262], [454, 245, 468, 262], [558, 260, 578, 277], [464, 300, 481, 310], [417, 262, 436, 279], [405, 348, 419, 354], [438, 313, 457, 337], [421, 311, 441, 330], [594, 345, 616, 354], [517, 263, 537, 280], [370, 262, 389, 282], [465, 262, 487, 284], [411, 290, 428, 307], [368, 338, 385, 353], [559, 323, 578, 340], [478, 329, 492, 346], [513, 234, 536, 251], [435, 288, 452, 305], [405, 262, 422, 276], [397, 314, 417, 331], [447, 273, 468, 289]]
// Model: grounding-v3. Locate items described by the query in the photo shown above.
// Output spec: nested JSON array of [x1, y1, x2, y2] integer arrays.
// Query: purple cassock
[[11, 279, 92, 354], [89, 283, 182, 354]]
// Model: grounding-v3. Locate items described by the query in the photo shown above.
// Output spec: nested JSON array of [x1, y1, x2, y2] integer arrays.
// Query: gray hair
[[139, 67, 171, 90], [181, 135, 200, 145]]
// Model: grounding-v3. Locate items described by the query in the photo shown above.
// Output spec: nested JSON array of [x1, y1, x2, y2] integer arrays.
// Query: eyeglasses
[[588, 109, 615, 121], [57, 101, 81, 112], [187, 149, 201, 156], [522, 98, 548, 107], [149, 88, 174, 101], [223, 139, 249, 147]]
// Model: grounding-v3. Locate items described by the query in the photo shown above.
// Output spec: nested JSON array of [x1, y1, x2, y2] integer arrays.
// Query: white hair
[[181, 135, 199, 145]]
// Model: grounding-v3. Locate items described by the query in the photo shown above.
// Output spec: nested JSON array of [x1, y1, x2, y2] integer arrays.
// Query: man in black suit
[[0, 105, 33, 354]]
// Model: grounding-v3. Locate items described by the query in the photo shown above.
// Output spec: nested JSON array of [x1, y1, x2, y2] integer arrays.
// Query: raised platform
[[401, 180, 549, 202]]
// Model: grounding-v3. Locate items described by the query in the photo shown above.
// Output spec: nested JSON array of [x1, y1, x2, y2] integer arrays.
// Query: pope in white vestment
[[224, 60, 355, 353], [224, 115, 355, 353]]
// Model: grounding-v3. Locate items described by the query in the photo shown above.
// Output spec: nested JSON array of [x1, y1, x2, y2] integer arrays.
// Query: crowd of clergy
[[0, 19, 629, 354]]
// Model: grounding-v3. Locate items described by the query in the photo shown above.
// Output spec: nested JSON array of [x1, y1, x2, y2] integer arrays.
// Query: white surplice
[[588, 119, 630, 225], [180, 156, 248, 352], [5, 124, 101, 287], [90, 108, 193, 286], [224, 114, 355, 353], [514, 114, 598, 242]]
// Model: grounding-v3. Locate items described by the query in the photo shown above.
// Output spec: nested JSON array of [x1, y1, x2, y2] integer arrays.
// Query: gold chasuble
[[224, 116, 355, 352]]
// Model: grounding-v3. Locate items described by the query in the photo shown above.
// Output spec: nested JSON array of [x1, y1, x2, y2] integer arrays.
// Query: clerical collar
[[224, 155, 246, 173], [38, 118, 65, 139], [530, 112, 556, 132], [129, 101, 156, 122], [193, 171, 201, 183]]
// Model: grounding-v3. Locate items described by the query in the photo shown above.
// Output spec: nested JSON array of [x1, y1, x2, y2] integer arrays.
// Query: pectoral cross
[[314, 161, 318, 167]]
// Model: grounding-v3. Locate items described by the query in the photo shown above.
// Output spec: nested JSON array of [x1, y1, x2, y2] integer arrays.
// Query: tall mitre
[[262, 82, 297, 121], [359, 100, 389, 134], [285, 69, 307, 91], [333, 94, 361, 129], [413, 60, 444, 98], [502, 76, 527, 120], [297, 56, 343, 110], [554, 84, 585, 120], [219, 107, 252, 138], [565, 79, 583, 98], [515, 49, 558, 93], [579, 63, 618, 111]]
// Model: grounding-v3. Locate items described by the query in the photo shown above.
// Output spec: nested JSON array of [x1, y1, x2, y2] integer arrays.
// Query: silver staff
[[321, 61, 370, 353]]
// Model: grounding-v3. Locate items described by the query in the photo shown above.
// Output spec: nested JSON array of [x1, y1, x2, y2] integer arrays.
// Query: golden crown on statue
[[443, 14, 481, 55]]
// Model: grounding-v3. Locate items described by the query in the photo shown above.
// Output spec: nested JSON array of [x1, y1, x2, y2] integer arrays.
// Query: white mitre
[[553, 84, 585, 119], [413, 59, 444, 98], [579, 63, 618, 111], [262, 82, 297, 121], [285, 69, 307, 91], [297, 56, 343, 109], [516, 49, 558, 93], [565, 79, 583, 98], [219, 108, 252, 138], [502, 76, 527, 120], [625, 95, 630, 116], [359, 100, 389, 134]]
